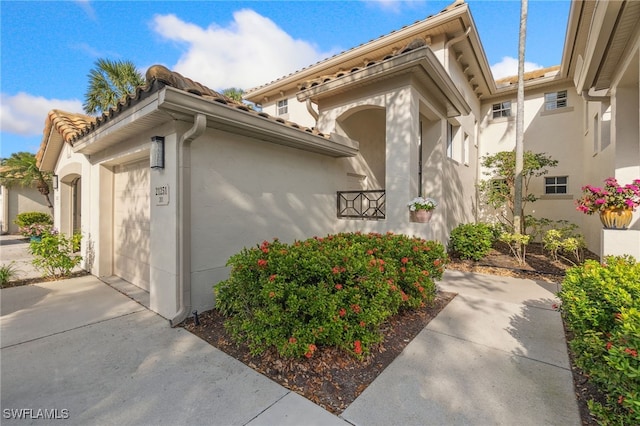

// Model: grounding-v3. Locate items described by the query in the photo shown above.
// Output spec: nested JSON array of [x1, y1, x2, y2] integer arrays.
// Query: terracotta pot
[[599, 208, 633, 229], [410, 209, 433, 223]]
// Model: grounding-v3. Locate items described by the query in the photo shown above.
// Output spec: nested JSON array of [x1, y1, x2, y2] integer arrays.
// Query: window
[[277, 99, 288, 116], [492, 101, 511, 118], [545, 176, 568, 194], [446, 122, 460, 160], [544, 90, 567, 110]]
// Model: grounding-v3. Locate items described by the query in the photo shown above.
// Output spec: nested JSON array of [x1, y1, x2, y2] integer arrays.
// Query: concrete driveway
[[0, 276, 345, 425]]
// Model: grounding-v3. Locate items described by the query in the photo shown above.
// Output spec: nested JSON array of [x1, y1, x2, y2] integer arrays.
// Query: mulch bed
[[183, 291, 456, 414]]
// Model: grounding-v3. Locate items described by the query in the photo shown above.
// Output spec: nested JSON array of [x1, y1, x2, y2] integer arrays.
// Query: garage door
[[113, 159, 150, 291]]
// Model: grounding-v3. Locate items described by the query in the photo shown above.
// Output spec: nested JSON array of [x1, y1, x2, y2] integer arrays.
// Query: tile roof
[[494, 65, 561, 87], [298, 38, 428, 91], [143, 65, 331, 138], [36, 109, 95, 165], [245, 0, 466, 95], [40, 65, 331, 154]]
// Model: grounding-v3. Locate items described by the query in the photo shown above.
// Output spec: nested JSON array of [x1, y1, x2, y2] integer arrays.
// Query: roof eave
[[159, 87, 359, 157], [72, 86, 359, 159], [244, 3, 471, 102], [574, 0, 625, 93], [296, 46, 471, 118]]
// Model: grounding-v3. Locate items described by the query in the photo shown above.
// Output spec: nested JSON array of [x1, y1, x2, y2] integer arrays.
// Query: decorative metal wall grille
[[337, 190, 385, 220]]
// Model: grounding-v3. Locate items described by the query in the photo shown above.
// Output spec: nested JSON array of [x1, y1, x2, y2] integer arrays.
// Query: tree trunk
[[37, 179, 54, 216], [514, 0, 528, 235]]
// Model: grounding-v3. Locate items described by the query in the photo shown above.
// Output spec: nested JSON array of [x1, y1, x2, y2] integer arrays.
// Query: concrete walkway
[[0, 234, 43, 282], [341, 271, 581, 426], [1, 234, 581, 425]]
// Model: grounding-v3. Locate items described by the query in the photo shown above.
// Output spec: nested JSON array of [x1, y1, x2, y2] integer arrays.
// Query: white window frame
[[544, 176, 568, 195], [277, 99, 288, 116], [492, 101, 512, 119], [446, 121, 461, 161], [544, 90, 567, 111]]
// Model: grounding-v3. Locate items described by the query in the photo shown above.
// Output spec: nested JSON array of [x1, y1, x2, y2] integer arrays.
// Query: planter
[[410, 210, 433, 223], [30, 235, 42, 243], [599, 208, 633, 229]]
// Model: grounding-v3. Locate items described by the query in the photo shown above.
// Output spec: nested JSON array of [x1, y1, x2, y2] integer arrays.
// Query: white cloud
[[75, 0, 96, 20], [364, 0, 426, 13], [0, 93, 83, 136], [151, 10, 335, 90], [490, 56, 545, 80]]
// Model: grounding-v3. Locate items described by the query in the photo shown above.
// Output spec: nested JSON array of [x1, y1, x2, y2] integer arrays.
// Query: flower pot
[[410, 210, 433, 223], [599, 208, 633, 229], [30, 235, 42, 243]]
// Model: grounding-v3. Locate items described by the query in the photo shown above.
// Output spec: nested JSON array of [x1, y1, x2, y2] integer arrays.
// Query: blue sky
[[0, 0, 571, 158]]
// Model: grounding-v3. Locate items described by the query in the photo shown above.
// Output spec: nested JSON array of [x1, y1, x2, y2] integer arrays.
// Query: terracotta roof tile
[[298, 38, 428, 91], [41, 65, 330, 154], [144, 65, 330, 138], [36, 109, 95, 165], [245, 0, 466, 94], [495, 65, 561, 87]]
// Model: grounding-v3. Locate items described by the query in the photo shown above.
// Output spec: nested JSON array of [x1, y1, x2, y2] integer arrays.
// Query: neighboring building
[[0, 184, 51, 234], [37, 0, 639, 323]]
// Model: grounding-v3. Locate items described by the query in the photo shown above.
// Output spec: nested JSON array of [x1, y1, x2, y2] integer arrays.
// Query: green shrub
[[215, 232, 447, 359], [558, 257, 640, 425], [72, 231, 82, 252], [14, 212, 52, 228], [0, 262, 20, 287], [29, 230, 82, 278], [542, 221, 585, 264], [498, 232, 531, 265], [448, 223, 494, 261]]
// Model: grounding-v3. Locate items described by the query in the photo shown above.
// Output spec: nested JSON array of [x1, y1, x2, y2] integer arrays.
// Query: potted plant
[[19, 223, 52, 242], [576, 177, 640, 229], [407, 196, 438, 223]]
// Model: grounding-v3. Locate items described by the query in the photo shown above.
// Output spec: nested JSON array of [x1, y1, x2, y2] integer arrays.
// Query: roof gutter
[[170, 113, 207, 327], [581, 89, 610, 102], [444, 26, 471, 70]]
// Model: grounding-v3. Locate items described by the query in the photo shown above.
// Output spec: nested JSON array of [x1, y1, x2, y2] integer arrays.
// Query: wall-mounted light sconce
[[52, 175, 59, 190], [150, 136, 165, 169]]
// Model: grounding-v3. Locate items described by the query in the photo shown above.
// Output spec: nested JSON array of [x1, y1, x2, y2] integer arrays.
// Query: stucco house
[[36, 0, 639, 323]]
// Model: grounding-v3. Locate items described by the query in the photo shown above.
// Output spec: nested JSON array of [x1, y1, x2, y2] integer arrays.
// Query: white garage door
[[114, 159, 150, 291]]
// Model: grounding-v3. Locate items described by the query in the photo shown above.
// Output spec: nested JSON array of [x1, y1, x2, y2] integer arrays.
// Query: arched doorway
[[59, 173, 81, 236]]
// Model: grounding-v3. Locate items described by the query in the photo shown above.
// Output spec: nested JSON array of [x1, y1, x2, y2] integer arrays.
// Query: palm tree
[[0, 152, 53, 214], [221, 87, 245, 103], [221, 87, 258, 110], [83, 58, 145, 115]]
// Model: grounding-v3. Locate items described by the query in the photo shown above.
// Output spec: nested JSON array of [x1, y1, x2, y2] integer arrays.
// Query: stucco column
[[149, 132, 180, 319], [385, 86, 419, 230]]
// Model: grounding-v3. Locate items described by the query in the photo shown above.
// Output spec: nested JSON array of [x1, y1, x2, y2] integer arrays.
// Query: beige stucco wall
[[0, 185, 50, 234], [479, 83, 586, 235], [261, 93, 317, 130], [188, 127, 344, 314]]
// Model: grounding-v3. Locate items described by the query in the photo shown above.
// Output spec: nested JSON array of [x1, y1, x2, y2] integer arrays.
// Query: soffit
[[561, 0, 595, 79], [593, 1, 640, 90]]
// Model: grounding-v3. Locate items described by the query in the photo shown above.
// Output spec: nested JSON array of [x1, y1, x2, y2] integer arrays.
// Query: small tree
[[479, 150, 558, 233], [0, 152, 54, 215]]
